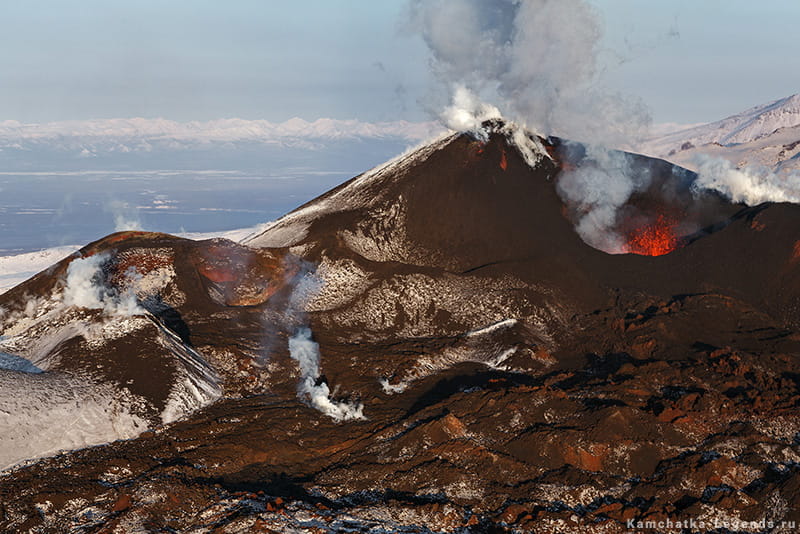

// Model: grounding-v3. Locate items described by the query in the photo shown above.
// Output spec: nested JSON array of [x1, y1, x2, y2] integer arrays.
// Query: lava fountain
[[627, 215, 679, 256]]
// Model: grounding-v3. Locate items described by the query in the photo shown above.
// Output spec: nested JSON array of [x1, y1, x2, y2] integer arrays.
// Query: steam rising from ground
[[441, 87, 502, 138], [557, 145, 651, 253], [288, 328, 364, 422], [692, 155, 800, 205], [280, 263, 364, 422], [408, 0, 650, 146], [105, 200, 142, 232], [63, 253, 143, 316]]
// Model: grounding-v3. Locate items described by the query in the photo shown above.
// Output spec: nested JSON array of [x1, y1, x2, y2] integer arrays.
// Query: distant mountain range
[[641, 94, 800, 175], [0, 117, 443, 172]]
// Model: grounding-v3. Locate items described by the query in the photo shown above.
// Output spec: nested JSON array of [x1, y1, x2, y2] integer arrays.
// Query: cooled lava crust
[[2, 127, 800, 533]]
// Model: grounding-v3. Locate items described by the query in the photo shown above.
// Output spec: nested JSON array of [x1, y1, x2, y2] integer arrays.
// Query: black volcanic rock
[[1, 127, 800, 533]]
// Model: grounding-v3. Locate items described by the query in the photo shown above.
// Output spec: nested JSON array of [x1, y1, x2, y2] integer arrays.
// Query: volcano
[[2, 123, 800, 532]]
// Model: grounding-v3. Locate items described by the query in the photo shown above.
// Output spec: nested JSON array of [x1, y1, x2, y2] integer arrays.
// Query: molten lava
[[500, 149, 508, 171], [627, 215, 679, 256]]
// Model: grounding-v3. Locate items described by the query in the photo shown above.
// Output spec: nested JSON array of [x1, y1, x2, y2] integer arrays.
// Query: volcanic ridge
[[1, 122, 800, 533]]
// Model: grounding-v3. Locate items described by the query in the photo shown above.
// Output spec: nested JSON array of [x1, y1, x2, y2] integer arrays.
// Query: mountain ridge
[[2, 126, 800, 532]]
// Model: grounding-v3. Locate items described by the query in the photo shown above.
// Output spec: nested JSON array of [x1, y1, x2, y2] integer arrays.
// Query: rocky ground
[[1, 125, 799, 533]]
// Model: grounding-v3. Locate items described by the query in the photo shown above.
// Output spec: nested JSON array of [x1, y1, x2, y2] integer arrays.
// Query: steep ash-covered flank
[[2, 126, 800, 532], [0, 232, 302, 470]]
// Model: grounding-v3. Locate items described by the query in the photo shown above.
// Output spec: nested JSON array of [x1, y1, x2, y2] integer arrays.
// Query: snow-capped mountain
[[0, 117, 441, 147], [0, 117, 443, 172], [641, 94, 800, 175]]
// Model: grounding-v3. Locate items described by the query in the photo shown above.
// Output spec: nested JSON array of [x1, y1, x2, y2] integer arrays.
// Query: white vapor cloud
[[408, 0, 651, 147], [288, 327, 364, 422], [692, 155, 800, 206], [63, 253, 143, 317], [441, 86, 502, 138], [105, 200, 143, 232], [556, 144, 651, 253]]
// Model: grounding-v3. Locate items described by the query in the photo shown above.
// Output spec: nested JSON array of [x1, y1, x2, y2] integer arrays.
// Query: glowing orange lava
[[628, 215, 679, 256], [500, 149, 508, 171]]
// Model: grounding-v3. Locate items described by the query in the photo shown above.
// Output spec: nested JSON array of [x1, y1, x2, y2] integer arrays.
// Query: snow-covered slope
[[0, 246, 81, 294], [642, 94, 800, 158], [640, 94, 800, 176], [667, 124, 800, 175]]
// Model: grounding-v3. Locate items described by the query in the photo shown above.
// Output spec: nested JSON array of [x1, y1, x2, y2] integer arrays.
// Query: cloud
[[62, 253, 143, 317], [288, 327, 365, 422], [0, 117, 443, 151], [407, 0, 651, 147], [692, 155, 800, 205]]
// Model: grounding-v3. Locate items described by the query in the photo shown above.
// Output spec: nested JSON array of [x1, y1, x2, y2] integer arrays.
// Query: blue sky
[[1, 0, 798, 125]]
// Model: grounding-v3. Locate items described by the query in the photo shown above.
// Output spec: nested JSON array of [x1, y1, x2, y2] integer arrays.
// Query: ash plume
[[407, 0, 659, 253], [407, 0, 650, 147]]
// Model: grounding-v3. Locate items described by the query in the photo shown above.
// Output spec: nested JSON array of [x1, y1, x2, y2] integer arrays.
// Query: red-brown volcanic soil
[[1, 126, 800, 533]]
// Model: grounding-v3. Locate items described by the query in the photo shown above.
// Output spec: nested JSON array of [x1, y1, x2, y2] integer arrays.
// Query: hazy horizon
[[1, 1, 798, 126]]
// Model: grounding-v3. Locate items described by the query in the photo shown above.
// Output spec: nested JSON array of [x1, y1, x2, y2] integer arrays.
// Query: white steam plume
[[408, 0, 651, 147], [556, 144, 651, 253], [277, 262, 365, 422], [408, 0, 659, 252], [441, 86, 502, 139], [106, 200, 142, 232], [288, 327, 364, 422], [62, 253, 144, 317], [692, 155, 800, 206]]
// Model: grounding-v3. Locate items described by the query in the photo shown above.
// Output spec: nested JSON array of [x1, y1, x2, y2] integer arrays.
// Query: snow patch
[[0, 351, 42, 374], [155, 320, 222, 424], [0, 370, 149, 472], [465, 318, 517, 338], [245, 132, 455, 249]]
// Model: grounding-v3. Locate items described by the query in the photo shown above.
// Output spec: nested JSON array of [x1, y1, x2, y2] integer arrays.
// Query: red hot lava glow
[[627, 215, 679, 256]]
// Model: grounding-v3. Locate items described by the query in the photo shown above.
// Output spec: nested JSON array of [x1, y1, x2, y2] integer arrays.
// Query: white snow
[[665, 124, 800, 177], [464, 318, 518, 338], [0, 246, 80, 294], [245, 132, 456, 249], [641, 94, 800, 162], [0, 117, 443, 149], [638, 94, 800, 205], [154, 320, 222, 424], [0, 368, 149, 472]]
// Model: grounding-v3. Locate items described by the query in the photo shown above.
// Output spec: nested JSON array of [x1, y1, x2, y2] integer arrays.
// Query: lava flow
[[627, 214, 679, 256]]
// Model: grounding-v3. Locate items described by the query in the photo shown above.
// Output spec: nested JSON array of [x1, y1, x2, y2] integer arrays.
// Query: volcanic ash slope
[[1, 124, 800, 532]]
